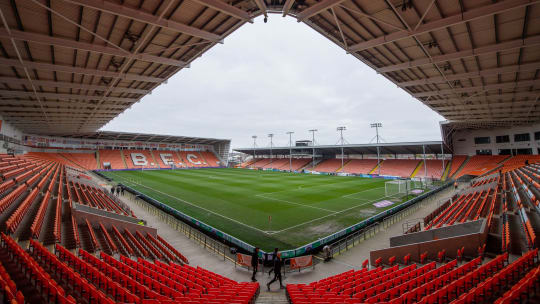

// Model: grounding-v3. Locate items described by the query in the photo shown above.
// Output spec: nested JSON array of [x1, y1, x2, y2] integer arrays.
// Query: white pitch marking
[[106, 171, 272, 235], [342, 186, 385, 198], [268, 195, 391, 235], [257, 193, 337, 213]]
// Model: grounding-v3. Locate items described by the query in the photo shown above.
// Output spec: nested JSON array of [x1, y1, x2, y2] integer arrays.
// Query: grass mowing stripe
[[102, 168, 403, 251]]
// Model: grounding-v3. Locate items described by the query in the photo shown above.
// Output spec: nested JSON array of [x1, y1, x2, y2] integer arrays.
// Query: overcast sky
[[102, 16, 444, 149]]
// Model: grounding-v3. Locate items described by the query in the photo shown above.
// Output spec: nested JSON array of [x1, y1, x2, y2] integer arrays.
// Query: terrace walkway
[[93, 172, 457, 301]]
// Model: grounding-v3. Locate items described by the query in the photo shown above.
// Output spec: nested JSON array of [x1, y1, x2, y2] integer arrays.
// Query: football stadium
[[0, 0, 540, 303]]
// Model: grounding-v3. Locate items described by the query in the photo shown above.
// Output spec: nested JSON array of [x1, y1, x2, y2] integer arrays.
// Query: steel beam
[[0, 77, 148, 94], [424, 91, 540, 104], [0, 57, 163, 83], [61, 0, 221, 42], [440, 108, 539, 116], [432, 100, 539, 111], [378, 35, 540, 73], [349, 0, 540, 52], [412, 79, 540, 97], [0, 29, 187, 67], [0, 106, 120, 114], [296, 0, 346, 21], [252, 0, 267, 17], [0, 90, 136, 103], [0, 99, 126, 109], [397, 62, 540, 86], [283, 0, 295, 16], [190, 0, 251, 20]]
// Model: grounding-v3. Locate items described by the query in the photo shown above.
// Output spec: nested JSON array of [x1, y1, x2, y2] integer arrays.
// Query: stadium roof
[[234, 141, 451, 155], [52, 131, 229, 145], [0, 0, 538, 135]]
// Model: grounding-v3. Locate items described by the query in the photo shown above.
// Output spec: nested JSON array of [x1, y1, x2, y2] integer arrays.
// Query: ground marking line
[[256, 193, 337, 213], [108, 170, 390, 237], [257, 178, 382, 196], [268, 195, 392, 235], [342, 186, 386, 198], [106, 172, 272, 235]]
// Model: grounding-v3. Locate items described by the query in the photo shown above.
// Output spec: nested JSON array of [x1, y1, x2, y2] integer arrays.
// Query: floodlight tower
[[370, 123, 382, 175], [268, 133, 274, 168], [286, 131, 294, 172], [252, 135, 257, 161], [309, 129, 317, 170], [337, 126, 346, 169]]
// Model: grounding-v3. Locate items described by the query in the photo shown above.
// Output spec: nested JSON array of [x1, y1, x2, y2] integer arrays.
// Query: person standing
[[251, 248, 259, 282], [267, 253, 284, 290]]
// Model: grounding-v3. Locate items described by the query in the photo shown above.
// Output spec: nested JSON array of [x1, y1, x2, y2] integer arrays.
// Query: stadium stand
[[314, 159, 344, 173], [413, 160, 447, 180], [288, 158, 312, 171], [60, 152, 98, 170], [122, 149, 160, 169], [454, 155, 510, 178], [2, 233, 261, 304], [261, 158, 289, 169], [341, 159, 378, 174], [377, 159, 420, 178], [448, 155, 468, 178], [500, 155, 540, 173], [287, 250, 538, 304], [178, 151, 209, 168], [99, 150, 127, 170], [200, 151, 221, 167]]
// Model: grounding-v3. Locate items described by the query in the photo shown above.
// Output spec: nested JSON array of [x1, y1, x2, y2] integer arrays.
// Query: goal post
[[385, 179, 409, 198]]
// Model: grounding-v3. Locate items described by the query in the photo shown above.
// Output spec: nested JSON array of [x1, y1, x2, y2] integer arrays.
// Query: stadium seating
[[500, 154, 540, 173], [122, 149, 160, 169], [413, 159, 446, 179], [178, 151, 209, 168], [261, 158, 289, 169], [60, 152, 98, 170], [448, 155, 468, 178], [314, 159, 344, 173], [377, 159, 420, 178], [250, 158, 273, 169], [201, 151, 221, 167], [287, 158, 312, 171], [99, 149, 127, 169], [287, 250, 539, 304], [454, 155, 509, 178], [341, 159, 378, 174]]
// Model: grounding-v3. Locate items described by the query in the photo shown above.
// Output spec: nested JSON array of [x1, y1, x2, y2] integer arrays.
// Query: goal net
[[385, 180, 409, 198]]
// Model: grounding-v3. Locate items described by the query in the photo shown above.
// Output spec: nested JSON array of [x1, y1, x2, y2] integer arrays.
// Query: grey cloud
[[103, 16, 443, 149]]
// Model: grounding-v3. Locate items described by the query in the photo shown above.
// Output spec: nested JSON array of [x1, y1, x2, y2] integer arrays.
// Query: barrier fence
[[94, 170, 451, 260]]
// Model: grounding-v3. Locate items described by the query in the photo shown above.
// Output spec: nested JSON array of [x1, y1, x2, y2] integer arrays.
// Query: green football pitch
[[102, 168, 409, 251]]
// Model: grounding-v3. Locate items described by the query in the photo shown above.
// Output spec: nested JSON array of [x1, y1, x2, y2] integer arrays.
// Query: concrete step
[[255, 290, 288, 304], [256, 296, 288, 304]]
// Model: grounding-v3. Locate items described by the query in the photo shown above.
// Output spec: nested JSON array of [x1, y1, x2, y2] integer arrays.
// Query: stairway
[[336, 159, 351, 172], [451, 156, 470, 179], [149, 150, 160, 168], [410, 161, 424, 178], [95, 226, 112, 255], [62, 209, 77, 249], [96, 150, 101, 169], [78, 224, 96, 253], [369, 160, 384, 174], [255, 291, 289, 304], [441, 160, 452, 181], [120, 151, 128, 169]]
